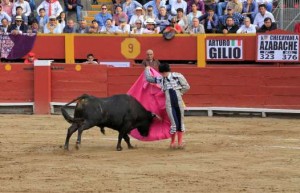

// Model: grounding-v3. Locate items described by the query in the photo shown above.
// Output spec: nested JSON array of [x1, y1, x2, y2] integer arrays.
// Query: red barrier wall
[[0, 64, 34, 102], [1, 64, 300, 113]]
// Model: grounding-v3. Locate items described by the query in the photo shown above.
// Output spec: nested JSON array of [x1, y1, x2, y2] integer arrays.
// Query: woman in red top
[[163, 17, 184, 34]]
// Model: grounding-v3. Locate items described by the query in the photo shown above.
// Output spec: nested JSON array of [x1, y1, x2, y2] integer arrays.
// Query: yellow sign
[[4, 64, 11, 71], [75, 64, 81, 71], [121, 38, 141, 59]]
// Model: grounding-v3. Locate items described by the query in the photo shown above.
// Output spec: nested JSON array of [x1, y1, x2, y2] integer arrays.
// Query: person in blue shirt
[[94, 4, 112, 27], [143, 0, 166, 18]]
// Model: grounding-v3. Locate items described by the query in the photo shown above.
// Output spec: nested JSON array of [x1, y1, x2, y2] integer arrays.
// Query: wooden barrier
[[1, 64, 300, 114]]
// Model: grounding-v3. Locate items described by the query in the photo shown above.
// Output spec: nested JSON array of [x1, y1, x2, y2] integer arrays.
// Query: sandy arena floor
[[0, 114, 299, 193]]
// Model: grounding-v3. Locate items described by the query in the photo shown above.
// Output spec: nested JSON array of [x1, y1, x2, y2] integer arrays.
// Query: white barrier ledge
[[185, 107, 300, 117], [0, 102, 34, 106]]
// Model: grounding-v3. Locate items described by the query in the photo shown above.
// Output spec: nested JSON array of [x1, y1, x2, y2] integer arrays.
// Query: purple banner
[[0, 33, 37, 59]]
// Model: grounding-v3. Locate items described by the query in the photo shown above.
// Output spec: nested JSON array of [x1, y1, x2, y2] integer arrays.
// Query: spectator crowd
[[0, 0, 278, 35]]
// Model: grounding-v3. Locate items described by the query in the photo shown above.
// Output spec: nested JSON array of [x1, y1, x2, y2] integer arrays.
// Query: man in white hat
[[43, 15, 62, 33], [129, 7, 144, 29], [8, 15, 28, 34], [142, 17, 160, 34]]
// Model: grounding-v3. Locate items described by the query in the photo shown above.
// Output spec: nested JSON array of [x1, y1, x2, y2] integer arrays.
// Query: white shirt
[[170, 0, 187, 16], [43, 23, 62, 34], [256, 0, 273, 3], [236, 24, 256, 33], [115, 24, 130, 34], [37, 0, 63, 17], [129, 15, 144, 27], [253, 11, 275, 28], [12, 1, 31, 17], [130, 27, 144, 34]]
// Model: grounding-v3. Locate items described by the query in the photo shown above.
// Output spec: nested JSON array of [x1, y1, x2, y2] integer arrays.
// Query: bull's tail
[[61, 107, 75, 124], [61, 94, 88, 124]]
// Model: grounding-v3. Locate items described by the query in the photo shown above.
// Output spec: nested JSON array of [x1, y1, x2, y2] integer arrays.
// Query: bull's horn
[[152, 113, 162, 121]]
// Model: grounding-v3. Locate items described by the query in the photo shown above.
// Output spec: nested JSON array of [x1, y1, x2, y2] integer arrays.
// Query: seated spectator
[[64, 0, 83, 22], [89, 19, 101, 33], [130, 19, 144, 34], [12, 0, 31, 22], [141, 49, 160, 67], [186, 17, 204, 34], [83, 53, 98, 64], [76, 19, 90, 33], [94, 4, 113, 28], [175, 8, 188, 31], [187, 0, 205, 15], [112, 5, 128, 26], [187, 3, 202, 26], [37, 0, 63, 18], [12, 6, 28, 24], [36, 8, 49, 31], [112, 0, 123, 14], [199, 7, 219, 33], [257, 17, 277, 32], [242, 0, 258, 23], [256, 0, 273, 12], [26, 0, 36, 25], [0, 5, 12, 24], [1, 0, 14, 17], [43, 15, 62, 34], [225, 0, 242, 14], [143, 0, 167, 18], [63, 19, 76, 33], [155, 6, 171, 33], [28, 19, 40, 33], [143, 18, 160, 34], [205, 1, 217, 13], [216, 0, 229, 16], [115, 17, 130, 33], [144, 5, 156, 21], [236, 16, 256, 33], [24, 52, 37, 64], [218, 16, 239, 34], [170, 0, 187, 16], [219, 6, 244, 27], [0, 18, 10, 33], [8, 15, 28, 34], [163, 17, 184, 34], [122, 0, 142, 21], [253, 4, 275, 29], [100, 18, 117, 34], [57, 11, 66, 29], [143, 0, 166, 18], [129, 7, 144, 29]]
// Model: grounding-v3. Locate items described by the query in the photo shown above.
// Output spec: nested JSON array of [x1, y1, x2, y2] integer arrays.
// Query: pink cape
[[127, 68, 171, 141]]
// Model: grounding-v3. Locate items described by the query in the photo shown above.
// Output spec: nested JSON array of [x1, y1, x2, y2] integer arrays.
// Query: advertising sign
[[257, 34, 299, 62]]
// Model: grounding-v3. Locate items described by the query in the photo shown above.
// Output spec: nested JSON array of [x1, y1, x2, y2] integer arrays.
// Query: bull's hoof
[[116, 146, 123, 151], [128, 145, 135, 149], [75, 142, 80, 150], [64, 145, 69, 150]]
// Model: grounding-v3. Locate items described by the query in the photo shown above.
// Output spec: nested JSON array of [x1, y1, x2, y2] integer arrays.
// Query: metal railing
[[273, 0, 300, 31]]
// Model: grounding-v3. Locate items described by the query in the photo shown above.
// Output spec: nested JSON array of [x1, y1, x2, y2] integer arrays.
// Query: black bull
[[61, 94, 157, 151]]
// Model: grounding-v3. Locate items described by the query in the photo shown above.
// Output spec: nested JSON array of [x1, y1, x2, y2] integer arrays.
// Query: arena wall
[[1, 63, 300, 115]]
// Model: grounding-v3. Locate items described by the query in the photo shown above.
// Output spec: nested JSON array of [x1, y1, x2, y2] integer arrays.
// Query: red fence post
[[33, 60, 52, 114]]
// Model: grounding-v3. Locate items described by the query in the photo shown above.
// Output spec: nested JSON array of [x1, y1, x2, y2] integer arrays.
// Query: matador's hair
[[158, 63, 171, 73]]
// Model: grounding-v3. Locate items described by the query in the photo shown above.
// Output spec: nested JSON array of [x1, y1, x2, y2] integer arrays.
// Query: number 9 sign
[[121, 38, 141, 59]]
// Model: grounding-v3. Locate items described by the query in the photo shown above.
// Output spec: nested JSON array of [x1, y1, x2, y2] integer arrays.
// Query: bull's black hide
[[61, 94, 155, 151]]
